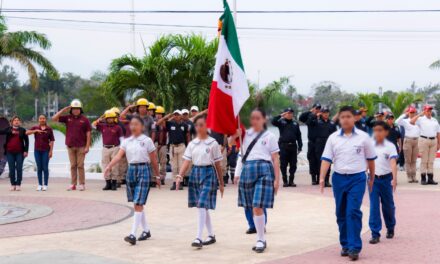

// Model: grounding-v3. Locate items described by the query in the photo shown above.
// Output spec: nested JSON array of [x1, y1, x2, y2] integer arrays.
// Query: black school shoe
[[252, 240, 267, 253], [369, 237, 380, 244], [138, 231, 151, 241], [340, 248, 349, 257], [246, 228, 257, 234], [170, 182, 177, 190], [386, 230, 394, 239], [202, 235, 216, 246], [191, 238, 203, 248], [348, 252, 359, 261], [124, 235, 137, 245]]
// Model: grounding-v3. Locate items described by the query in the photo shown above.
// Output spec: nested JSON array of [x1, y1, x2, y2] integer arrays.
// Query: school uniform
[[321, 128, 376, 254], [120, 134, 156, 205], [235, 129, 279, 209], [415, 116, 440, 179], [369, 140, 397, 239], [96, 122, 124, 181], [183, 137, 223, 209], [396, 115, 420, 182]]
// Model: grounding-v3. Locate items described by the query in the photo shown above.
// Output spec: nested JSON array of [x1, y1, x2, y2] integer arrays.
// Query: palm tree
[[356, 93, 380, 116], [380, 92, 424, 116], [0, 16, 58, 90]]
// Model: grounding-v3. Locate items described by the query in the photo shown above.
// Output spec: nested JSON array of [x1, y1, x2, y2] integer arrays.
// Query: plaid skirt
[[126, 163, 151, 205], [188, 165, 218, 209], [238, 160, 275, 209]]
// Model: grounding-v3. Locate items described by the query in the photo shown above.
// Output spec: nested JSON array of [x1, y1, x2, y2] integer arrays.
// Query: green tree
[[380, 92, 424, 116], [355, 93, 380, 116]]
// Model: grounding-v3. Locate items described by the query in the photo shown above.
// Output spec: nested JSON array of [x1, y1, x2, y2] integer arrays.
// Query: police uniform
[[354, 111, 368, 133], [415, 115, 440, 184], [183, 136, 223, 209], [386, 124, 401, 151], [369, 139, 397, 240], [307, 110, 337, 186], [299, 105, 320, 184], [166, 119, 188, 186], [396, 113, 420, 182], [321, 128, 376, 255]]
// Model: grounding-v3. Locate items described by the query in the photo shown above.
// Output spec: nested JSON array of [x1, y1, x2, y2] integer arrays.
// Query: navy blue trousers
[[332, 172, 366, 253], [6, 152, 24, 186], [245, 207, 267, 229], [35, 150, 50, 186], [369, 174, 396, 238]]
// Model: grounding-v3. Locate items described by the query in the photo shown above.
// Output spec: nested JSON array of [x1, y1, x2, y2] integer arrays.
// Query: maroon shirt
[[6, 128, 23, 153], [96, 122, 123, 146], [31, 125, 55, 151], [59, 115, 91, 147]]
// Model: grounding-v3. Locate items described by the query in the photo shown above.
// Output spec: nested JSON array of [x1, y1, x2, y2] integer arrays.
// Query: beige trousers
[[171, 144, 185, 181], [403, 138, 418, 180], [155, 143, 168, 180], [67, 147, 86, 185], [418, 137, 437, 174], [101, 146, 120, 180]]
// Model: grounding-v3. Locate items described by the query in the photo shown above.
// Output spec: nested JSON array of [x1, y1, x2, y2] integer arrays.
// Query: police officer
[[366, 111, 385, 129], [299, 103, 321, 185], [272, 107, 302, 187], [307, 107, 337, 187], [385, 114, 401, 152], [354, 110, 368, 132]]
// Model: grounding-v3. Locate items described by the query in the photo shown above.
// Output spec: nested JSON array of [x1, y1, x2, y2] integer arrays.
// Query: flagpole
[[233, 0, 237, 24]]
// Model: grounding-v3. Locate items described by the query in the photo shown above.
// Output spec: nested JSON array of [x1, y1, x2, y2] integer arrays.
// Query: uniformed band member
[[320, 106, 376, 261], [410, 105, 440, 185], [103, 116, 161, 245], [385, 114, 401, 152], [307, 107, 337, 187], [354, 110, 368, 132], [396, 107, 420, 183], [121, 98, 155, 137], [152, 106, 168, 185], [157, 110, 190, 190], [299, 103, 321, 185], [369, 121, 397, 245], [175, 115, 224, 248], [93, 110, 124, 191], [234, 108, 280, 254], [272, 107, 302, 187]]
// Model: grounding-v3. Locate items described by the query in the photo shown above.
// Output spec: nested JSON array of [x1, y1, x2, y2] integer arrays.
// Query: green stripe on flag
[[221, 0, 245, 71]]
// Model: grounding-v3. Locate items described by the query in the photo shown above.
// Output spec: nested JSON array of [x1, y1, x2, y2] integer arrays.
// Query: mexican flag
[[207, 0, 249, 135]]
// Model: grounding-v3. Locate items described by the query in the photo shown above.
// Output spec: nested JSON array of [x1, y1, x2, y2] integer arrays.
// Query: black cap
[[354, 110, 361, 115], [375, 111, 384, 116], [284, 107, 294, 113], [386, 113, 395, 119], [312, 103, 322, 109], [321, 107, 330, 113]]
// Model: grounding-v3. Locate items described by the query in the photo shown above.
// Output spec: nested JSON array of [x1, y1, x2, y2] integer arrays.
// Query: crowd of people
[[1, 97, 440, 260]]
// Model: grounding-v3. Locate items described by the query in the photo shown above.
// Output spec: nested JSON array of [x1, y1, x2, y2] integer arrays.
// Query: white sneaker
[[42, 186, 48, 191], [78, 184, 85, 191], [36, 185, 42, 191]]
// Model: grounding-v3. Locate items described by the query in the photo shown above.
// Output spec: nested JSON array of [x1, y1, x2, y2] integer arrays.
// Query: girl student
[[175, 114, 224, 248], [232, 108, 280, 253], [104, 116, 161, 245]]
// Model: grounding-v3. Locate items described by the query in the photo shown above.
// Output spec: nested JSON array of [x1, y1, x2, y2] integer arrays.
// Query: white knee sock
[[205, 210, 214, 237], [141, 211, 150, 232], [197, 208, 207, 240], [254, 214, 266, 244], [131, 212, 142, 236]]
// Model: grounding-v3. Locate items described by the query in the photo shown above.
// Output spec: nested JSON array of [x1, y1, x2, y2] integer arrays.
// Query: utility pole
[[34, 98, 38, 121], [233, 0, 237, 24], [378, 86, 383, 112], [130, 0, 136, 54]]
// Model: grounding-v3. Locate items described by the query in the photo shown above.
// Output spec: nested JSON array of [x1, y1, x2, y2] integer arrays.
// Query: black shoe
[[386, 230, 394, 239], [348, 252, 359, 261], [170, 182, 176, 190], [117, 182, 121, 188], [325, 182, 332, 188], [191, 238, 203, 248], [111, 180, 117, 191], [202, 235, 216, 245], [283, 183, 289, 187], [102, 180, 112, 191], [252, 240, 267, 253], [150, 182, 157, 188], [121, 179, 126, 185], [224, 175, 229, 184], [340, 248, 349, 257], [138, 231, 151, 241], [183, 177, 189, 187], [161, 179, 165, 185], [124, 235, 137, 245], [427, 174, 438, 185], [178, 184, 184, 190], [289, 182, 297, 187], [246, 228, 257, 234], [421, 174, 427, 185], [369, 237, 380, 244]]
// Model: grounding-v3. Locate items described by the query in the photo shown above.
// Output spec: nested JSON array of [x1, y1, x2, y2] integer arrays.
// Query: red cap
[[423, 105, 433, 111], [407, 106, 417, 113]]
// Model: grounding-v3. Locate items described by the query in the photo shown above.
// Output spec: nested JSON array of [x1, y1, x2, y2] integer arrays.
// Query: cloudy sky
[[5, 0, 440, 95]]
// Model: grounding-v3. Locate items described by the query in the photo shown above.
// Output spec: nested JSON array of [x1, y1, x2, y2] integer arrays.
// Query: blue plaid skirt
[[238, 160, 275, 209], [126, 163, 151, 205], [188, 165, 218, 209]]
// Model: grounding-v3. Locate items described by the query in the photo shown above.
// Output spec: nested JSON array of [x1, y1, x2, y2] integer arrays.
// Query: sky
[[4, 0, 440, 96]]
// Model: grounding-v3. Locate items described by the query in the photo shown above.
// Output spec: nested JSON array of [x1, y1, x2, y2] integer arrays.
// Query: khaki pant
[[403, 138, 419, 181], [155, 143, 168, 180], [118, 156, 128, 183], [101, 146, 120, 180], [171, 144, 185, 181], [67, 147, 86, 185], [418, 137, 437, 174]]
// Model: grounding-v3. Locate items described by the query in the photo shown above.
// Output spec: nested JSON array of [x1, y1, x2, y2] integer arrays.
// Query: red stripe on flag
[[206, 81, 238, 135]]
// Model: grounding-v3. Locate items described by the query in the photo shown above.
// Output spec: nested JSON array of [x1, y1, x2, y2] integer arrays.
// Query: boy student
[[369, 121, 397, 245], [320, 106, 376, 261]]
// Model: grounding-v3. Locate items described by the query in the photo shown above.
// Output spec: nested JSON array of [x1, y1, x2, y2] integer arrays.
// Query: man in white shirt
[[396, 106, 420, 183], [410, 105, 440, 185], [319, 106, 376, 261]]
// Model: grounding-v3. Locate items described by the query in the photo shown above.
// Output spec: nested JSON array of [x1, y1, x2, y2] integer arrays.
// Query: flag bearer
[[175, 114, 224, 248], [152, 106, 168, 185], [410, 105, 440, 185], [369, 121, 398, 245], [272, 107, 302, 187], [396, 107, 420, 183], [319, 106, 376, 261], [233, 108, 280, 254], [93, 110, 124, 191]]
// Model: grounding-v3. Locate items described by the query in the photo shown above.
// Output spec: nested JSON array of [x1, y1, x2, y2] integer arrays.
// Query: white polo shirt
[[415, 116, 440, 138], [120, 134, 156, 164], [374, 139, 398, 176], [321, 128, 377, 174], [183, 136, 223, 166], [396, 114, 420, 138]]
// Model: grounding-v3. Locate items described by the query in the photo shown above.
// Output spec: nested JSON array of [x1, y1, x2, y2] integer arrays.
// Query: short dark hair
[[373, 120, 390, 131], [338, 105, 355, 115], [194, 114, 207, 124]]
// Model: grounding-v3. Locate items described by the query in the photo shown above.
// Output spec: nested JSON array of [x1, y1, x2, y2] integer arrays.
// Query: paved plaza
[[0, 171, 439, 264]]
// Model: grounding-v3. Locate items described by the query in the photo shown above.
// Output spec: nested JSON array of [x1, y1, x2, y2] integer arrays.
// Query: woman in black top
[[0, 116, 29, 191]]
